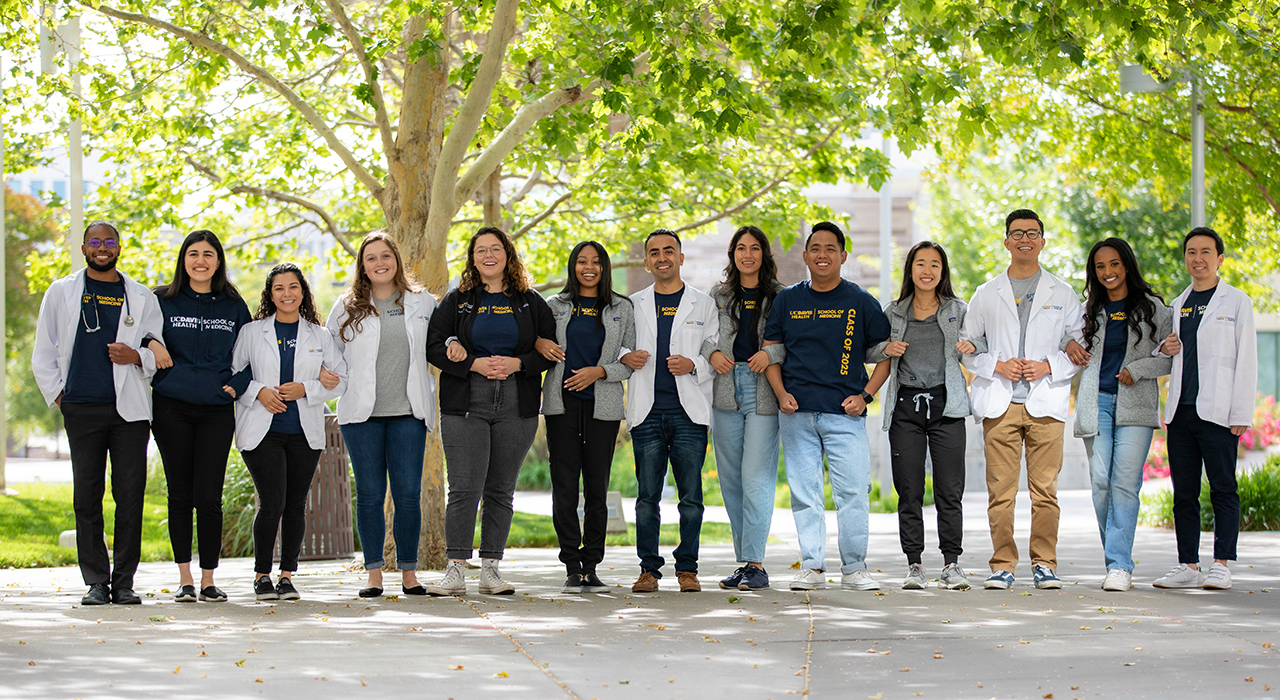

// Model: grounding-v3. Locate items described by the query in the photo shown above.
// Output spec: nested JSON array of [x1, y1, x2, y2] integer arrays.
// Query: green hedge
[[1139, 455, 1280, 531]]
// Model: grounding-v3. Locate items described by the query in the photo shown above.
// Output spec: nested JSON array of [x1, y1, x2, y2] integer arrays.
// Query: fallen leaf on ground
[[494, 671, 509, 678], [235, 659, 246, 667]]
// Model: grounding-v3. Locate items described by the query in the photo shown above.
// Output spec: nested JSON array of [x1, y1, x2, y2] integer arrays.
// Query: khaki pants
[[983, 403, 1065, 572]]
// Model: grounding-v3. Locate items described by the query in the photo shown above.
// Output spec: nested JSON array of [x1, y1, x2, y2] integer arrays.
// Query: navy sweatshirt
[[151, 285, 253, 405]]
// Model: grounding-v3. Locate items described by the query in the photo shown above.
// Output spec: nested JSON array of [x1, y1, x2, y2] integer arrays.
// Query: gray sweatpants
[[441, 375, 538, 560]]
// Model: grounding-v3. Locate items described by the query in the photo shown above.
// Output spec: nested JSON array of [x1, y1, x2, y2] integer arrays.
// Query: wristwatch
[[860, 390, 874, 403]]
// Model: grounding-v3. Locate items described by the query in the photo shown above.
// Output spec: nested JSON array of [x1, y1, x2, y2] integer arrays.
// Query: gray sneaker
[[940, 563, 971, 590], [902, 564, 927, 590], [478, 558, 515, 595], [841, 570, 881, 591], [427, 561, 467, 596]]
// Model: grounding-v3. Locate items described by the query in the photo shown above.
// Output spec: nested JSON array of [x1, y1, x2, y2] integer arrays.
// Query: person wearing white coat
[[31, 221, 163, 607], [625, 229, 719, 594], [960, 209, 1084, 591], [232, 263, 347, 602], [1153, 227, 1257, 591], [326, 233, 436, 598]]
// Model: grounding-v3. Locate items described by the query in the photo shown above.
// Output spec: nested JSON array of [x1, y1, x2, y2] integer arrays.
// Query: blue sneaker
[[984, 570, 1015, 590], [719, 567, 747, 589], [738, 566, 770, 591], [1033, 564, 1062, 589]]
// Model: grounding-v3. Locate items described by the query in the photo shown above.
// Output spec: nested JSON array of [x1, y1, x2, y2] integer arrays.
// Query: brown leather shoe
[[632, 571, 659, 592], [677, 571, 701, 592]]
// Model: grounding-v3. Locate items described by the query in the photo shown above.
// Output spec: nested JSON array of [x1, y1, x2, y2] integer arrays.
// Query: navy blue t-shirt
[[471, 291, 520, 357], [1098, 298, 1128, 395], [1178, 286, 1217, 405], [63, 276, 126, 404], [732, 287, 760, 362], [270, 320, 303, 434], [763, 280, 891, 415], [652, 288, 685, 414], [564, 296, 606, 400]]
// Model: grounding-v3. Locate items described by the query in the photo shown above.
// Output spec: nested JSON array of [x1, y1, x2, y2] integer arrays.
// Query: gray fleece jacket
[[1065, 292, 1172, 438], [541, 293, 635, 421], [699, 282, 787, 416], [866, 295, 982, 430]]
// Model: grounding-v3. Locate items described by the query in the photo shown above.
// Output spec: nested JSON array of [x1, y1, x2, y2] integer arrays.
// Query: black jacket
[[426, 286, 555, 417], [151, 285, 253, 405]]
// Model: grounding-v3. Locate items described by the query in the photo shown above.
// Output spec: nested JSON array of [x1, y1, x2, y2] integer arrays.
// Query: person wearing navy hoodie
[[146, 231, 252, 603]]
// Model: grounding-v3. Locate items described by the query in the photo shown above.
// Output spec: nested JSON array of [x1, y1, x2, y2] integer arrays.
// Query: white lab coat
[[31, 268, 163, 423], [326, 291, 437, 430], [960, 269, 1084, 423], [625, 284, 719, 429], [231, 315, 348, 451], [1163, 282, 1257, 427]]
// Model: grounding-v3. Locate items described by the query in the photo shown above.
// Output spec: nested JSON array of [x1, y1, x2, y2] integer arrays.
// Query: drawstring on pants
[[911, 392, 933, 420]]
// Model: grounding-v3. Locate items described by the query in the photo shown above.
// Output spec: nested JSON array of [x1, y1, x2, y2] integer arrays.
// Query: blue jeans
[[341, 416, 427, 570], [712, 364, 780, 563], [780, 411, 871, 574], [632, 410, 707, 576], [1083, 392, 1152, 572]]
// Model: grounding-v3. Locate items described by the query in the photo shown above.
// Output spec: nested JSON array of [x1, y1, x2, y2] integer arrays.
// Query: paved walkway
[[3, 489, 1279, 699]]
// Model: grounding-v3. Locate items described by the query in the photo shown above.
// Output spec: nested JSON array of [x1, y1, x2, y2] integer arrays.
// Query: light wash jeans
[[1083, 391, 1153, 572], [712, 364, 780, 564], [780, 410, 871, 574]]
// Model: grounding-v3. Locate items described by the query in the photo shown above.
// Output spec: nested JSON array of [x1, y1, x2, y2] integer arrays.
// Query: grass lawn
[[0, 482, 173, 569], [484, 511, 736, 549]]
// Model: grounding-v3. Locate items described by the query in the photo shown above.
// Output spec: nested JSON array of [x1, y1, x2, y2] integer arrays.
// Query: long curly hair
[[1082, 237, 1164, 353], [338, 232, 422, 342], [720, 226, 780, 341], [458, 226, 531, 294], [254, 262, 320, 324]]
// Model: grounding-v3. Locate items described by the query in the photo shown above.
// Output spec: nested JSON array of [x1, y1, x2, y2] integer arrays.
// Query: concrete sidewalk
[[3, 490, 1279, 700]]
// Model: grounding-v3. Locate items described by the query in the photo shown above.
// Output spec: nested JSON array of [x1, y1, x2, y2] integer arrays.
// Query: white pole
[[1191, 79, 1205, 228], [68, 15, 84, 269], [1, 52, 11, 496], [876, 135, 894, 499]]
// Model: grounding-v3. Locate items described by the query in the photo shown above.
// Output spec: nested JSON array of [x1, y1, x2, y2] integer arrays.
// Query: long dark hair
[[721, 225, 780, 344], [156, 230, 240, 300], [338, 231, 423, 342], [895, 240, 957, 303], [557, 241, 622, 330], [254, 262, 320, 324], [1082, 237, 1163, 352], [458, 226, 532, 294]]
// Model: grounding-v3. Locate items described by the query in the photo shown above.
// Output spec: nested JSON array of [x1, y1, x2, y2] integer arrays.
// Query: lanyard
[[81, 275, 134, 333]]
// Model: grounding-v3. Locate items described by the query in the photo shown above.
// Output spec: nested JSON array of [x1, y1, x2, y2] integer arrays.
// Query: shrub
[[1139, 455, 1280, 531]]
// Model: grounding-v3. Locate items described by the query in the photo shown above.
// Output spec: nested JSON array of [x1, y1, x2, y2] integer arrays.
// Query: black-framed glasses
[[86, 238, 119, 249], [1006, 229, 1044, 241]]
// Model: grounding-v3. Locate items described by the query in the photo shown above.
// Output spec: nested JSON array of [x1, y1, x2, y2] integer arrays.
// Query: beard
[[85, 254, 118, 273]]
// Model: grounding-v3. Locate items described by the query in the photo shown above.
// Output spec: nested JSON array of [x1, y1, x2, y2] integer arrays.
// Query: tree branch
[[89, 1, 383, 198], [324, 0, 396, 159], [509, 190, 574, 242]]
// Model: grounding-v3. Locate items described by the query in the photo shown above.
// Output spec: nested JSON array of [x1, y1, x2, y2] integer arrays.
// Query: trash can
[[270, 412, 355, 561]]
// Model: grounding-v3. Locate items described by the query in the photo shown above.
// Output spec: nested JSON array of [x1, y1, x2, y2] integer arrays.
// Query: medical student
[[326, 232, 437, 597], [627, 228, 719, 593], [866, 241, 979, 591], [538, 241, 636, 594], [1062, 238, 1171, 591], [232, 263, 347, 601], [31, 221, 164, 606], [763, 221, 892, 592], [147, 230, 252, 603], [425, 227, 555, 596], [960, 209, 1084, 590], [1153, 227, 1256, 590], [702, 225, 785, 591]]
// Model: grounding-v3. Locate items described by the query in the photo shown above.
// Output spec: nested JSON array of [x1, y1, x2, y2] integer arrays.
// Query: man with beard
[[32, 221, 165, 606]]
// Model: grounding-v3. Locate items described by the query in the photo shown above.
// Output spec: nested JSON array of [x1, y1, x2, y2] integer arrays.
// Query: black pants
[[151, 394, 235, 570], [887, 385, 966, 565], [546, 393, 620, 576], [61, 402, 150, 591], [1168, 404, 1240, 563], [241, 432, 321, 574]]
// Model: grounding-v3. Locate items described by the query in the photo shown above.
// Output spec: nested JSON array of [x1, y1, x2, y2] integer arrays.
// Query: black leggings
[[151, 394, 235, 570], [241, 431, 321, 574]]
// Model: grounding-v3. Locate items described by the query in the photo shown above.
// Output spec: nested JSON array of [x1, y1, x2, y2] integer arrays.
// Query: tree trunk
[[481, 164, 502, 228]]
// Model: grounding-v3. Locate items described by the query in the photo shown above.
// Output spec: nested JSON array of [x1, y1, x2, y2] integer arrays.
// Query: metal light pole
[[876, 134, 894, 501], [2, 52, 11, 496], [41, 10, 84, 268], [1119, 64, 1205, 227]]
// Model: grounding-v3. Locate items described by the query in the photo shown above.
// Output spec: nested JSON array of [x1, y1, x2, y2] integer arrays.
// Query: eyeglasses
[[86, 238, 119, 249], [1006, 229, 1043, 241]]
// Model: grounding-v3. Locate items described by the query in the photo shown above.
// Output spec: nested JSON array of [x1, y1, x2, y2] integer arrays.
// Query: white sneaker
[[427, 561, 466, 596], [789, 569, 824, 590], [841, 570, 881, 591], [940, 563, 971, 590], [478, 558, 515, 595], [1202, 562, 1232, 590], [1101, 569, 1132, 591], [1153, 563, 1201, 589], [902, 564, 927, 590]]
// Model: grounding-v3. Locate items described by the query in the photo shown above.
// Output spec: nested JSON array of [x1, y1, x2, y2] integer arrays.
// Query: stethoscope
[[81, 275, 134, 332]]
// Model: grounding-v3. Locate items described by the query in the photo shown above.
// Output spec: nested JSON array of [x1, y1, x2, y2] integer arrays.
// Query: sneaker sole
[[738, 583, 770, 591], [718, 581, 742, 590], [1034, 581, 1063, 589], [479, 586, 515, 595], [902, 580, 926, 590], [984, 581, 1012, 590], [1153, 580, 1201, 589], [581, 586, 610, 593], [278, 593, 300, 600], [255, 593, 279, 601], [842, 583, 881, 591], [426, 588, 465, 596], [198, 594, 228, 602], [175, 595, 198, 603], [1202, 582, 1231, 590], [1101, 583, 1129, 591], [941, 580, 971, 590], [560, 587, 583, 594], [789, 582, 821, 590]]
